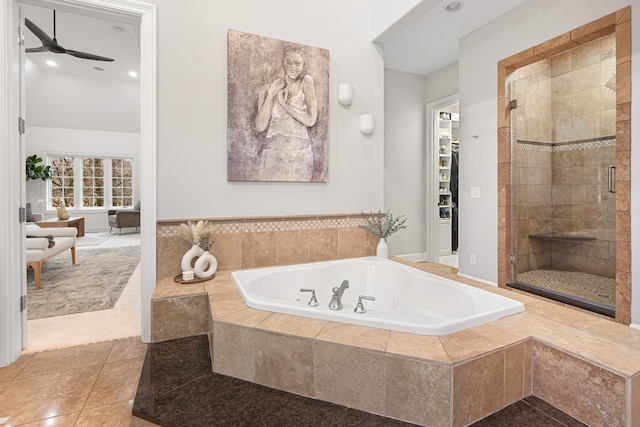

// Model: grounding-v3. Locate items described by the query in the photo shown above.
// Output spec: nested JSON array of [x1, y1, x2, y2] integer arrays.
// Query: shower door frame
[[497, 7, 632, 324]]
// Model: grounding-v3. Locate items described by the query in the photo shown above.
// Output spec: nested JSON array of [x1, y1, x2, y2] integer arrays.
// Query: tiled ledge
[[151, 260, 640, 426]]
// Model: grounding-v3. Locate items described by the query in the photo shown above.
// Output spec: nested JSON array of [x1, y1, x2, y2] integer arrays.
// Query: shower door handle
[[608, 165, 616, 193]]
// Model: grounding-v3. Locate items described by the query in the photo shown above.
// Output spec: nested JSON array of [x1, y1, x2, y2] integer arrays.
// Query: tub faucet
[[329, 280, 349, 310]]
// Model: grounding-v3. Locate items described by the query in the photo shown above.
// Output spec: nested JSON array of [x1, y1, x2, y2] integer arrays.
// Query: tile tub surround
[[151, 259, 640, 426], [133, 334, 586, 427], [156, 213, 380, 279]]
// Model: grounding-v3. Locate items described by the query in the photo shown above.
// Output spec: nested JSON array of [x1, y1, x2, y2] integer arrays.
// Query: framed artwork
[[227, 29, 329, 182]]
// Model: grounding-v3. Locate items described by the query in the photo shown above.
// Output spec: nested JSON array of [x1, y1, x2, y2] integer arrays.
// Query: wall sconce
[[360, 114, 375, 135], [337, 83, 353, 106]]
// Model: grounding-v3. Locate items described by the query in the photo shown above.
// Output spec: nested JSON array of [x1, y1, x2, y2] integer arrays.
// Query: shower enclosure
[[506, 33, 617, 317]]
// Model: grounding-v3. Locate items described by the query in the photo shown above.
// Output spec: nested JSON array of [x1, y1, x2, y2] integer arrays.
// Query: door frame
[[425, 93, 459, 263], [0, 0, 157, 367]]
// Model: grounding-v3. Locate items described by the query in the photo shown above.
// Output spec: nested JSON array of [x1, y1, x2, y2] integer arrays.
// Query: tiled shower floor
[[517, 269, 615, 307]]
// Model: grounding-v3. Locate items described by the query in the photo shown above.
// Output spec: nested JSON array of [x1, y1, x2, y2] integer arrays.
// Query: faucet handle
[[300, 288, 319, 307], [354, 295, 375, 314]]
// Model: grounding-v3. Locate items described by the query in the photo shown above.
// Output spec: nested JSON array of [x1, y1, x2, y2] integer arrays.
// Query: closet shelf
[[528, 233, 597, 242]]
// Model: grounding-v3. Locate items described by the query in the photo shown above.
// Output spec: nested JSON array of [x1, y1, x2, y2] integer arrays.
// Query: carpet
[[27, 245, 140, 320]]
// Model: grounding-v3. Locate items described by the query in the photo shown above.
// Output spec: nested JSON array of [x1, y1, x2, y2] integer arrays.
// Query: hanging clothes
[[451, 149, 459, 251]]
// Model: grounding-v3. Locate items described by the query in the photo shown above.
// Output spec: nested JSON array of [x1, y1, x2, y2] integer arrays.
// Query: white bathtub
[[231, 257, 525, 336]]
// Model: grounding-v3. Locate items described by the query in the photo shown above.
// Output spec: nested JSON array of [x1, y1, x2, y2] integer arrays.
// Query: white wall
[[458, 0, 640, 324], [424, 61, 459, 105], [26, 126, 140, 232], [383, 68, 424, 258], [151, 0, 385, 219], [25, 59, 140, 133], [370, 0, 423, 41]]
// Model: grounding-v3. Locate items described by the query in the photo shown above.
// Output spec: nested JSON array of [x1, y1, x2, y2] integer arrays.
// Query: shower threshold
[[507, 280, 615, 318]]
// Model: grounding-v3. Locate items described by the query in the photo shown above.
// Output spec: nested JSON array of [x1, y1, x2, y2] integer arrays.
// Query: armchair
[[108, 209, 140, 234], [26, 224, 77, 290]]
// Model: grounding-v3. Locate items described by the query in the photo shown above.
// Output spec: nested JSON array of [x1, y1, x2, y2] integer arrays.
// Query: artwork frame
[[227, 29, 329, 182]]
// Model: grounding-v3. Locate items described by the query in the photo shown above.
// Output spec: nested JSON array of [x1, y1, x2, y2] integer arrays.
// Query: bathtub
[[231, 257, 525, 336]]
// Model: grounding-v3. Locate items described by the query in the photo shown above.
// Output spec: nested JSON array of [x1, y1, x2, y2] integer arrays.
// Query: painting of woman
[[227, 30, 329, 182]]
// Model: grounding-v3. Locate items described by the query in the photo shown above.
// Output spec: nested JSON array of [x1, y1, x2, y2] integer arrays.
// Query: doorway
[[1, 0, 156, 366], [427, 95, 459, 268]]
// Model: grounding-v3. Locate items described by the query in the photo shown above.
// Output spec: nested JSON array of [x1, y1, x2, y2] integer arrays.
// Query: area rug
[[26, 245, 140, 320]]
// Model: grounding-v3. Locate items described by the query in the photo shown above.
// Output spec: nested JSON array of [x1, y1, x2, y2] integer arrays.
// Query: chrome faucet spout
[[329, 280, 349, 311]]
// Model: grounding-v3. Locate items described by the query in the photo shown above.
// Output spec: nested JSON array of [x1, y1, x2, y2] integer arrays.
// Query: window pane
[[49, 156, 75, 209], [111, 157, 134, 208], [82, 157, 106, 207]]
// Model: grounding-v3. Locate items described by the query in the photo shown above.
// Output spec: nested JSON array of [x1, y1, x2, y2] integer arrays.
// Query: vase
[[376, 237, 388, 258], [194, 250, 217, 279], [181, 244, 204, 272], [56, 205, 69, 220]]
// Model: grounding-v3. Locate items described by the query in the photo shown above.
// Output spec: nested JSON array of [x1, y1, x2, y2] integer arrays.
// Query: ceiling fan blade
[[24, 18, 54, 45], [26, 46, 49, 53], [65, 49, 115, 62]]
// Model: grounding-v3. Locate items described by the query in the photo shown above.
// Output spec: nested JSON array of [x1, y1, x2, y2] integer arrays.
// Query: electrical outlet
[[470, 187, 481, 199], [470, 254, 477, 265]]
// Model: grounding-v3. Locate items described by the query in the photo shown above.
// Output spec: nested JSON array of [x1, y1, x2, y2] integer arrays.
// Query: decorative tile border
[[157, 214, 367, 237], [516, 135, 616, 152]]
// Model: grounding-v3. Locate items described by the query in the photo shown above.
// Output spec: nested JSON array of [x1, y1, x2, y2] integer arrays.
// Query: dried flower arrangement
[[178, 220, 217, 251], [358, 210, 407, 239]]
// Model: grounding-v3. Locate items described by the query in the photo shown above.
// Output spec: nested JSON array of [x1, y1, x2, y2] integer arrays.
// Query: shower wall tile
[[572, 88, 600, 116], [552, 73, 572, 98], [601, 87, 616, 110], [572, 112, 600, 140], [550, 50, 572, 77], [552, 95, 571, 119], [572, 39, 604, 70]]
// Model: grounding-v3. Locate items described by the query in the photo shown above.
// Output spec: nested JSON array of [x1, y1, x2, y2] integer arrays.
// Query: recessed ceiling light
[[129, 71, 138, 78], [445, 1, 464, 12], [94, 66, 105, 72], [113, 25, 125, 32], [45, 60, 57, 67]]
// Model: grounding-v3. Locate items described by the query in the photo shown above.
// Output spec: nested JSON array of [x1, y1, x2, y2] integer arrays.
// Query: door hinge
[[18, 117, 25, 134], [509, 100, 518, 110], [509, 253, 517, 265], [19, 206, 26, 223], [20, 295, 27, 311], [18, 27, 25, 46]]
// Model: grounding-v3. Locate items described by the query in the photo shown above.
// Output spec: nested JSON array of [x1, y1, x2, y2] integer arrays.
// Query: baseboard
[[457, 272, 497, 287], [396, 252, 428, 262], [631, 324, 640, 330]]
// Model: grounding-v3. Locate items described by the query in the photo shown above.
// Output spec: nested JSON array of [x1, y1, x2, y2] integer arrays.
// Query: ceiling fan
[[25, 10, 114, 62]]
